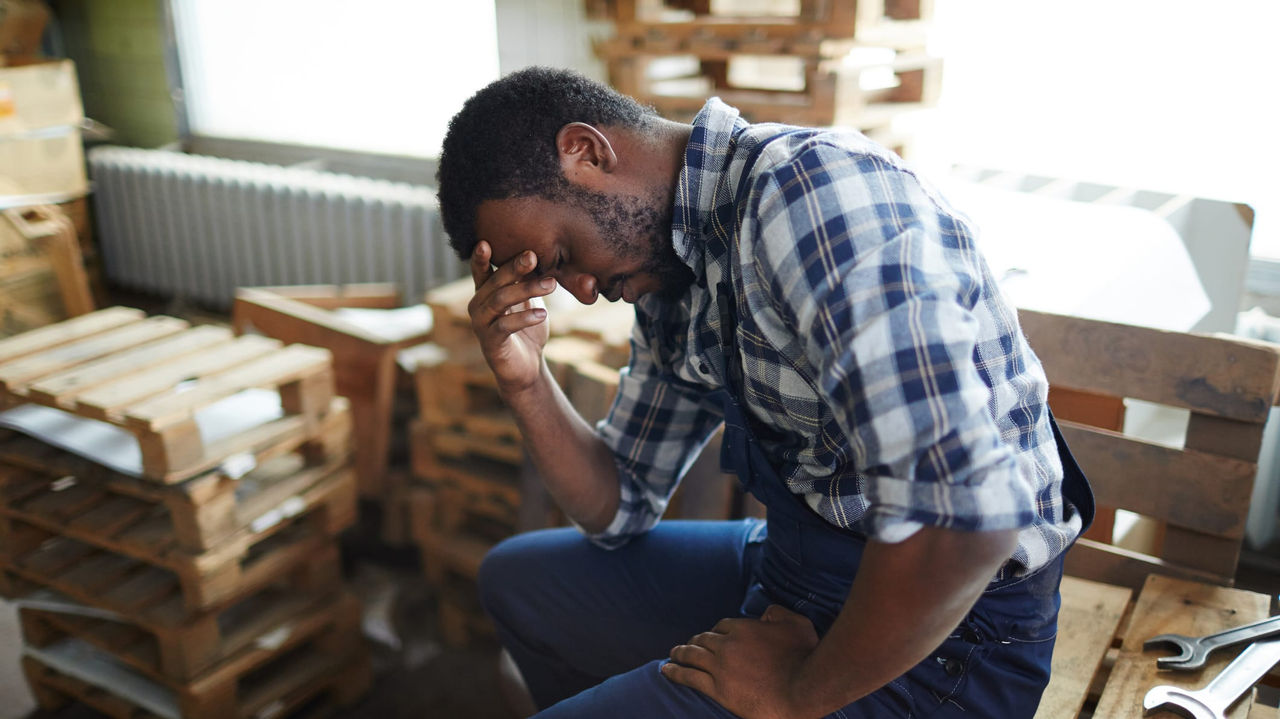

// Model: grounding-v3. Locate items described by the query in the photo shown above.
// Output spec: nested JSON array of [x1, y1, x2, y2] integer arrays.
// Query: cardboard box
[[0, 59, 86, 198]]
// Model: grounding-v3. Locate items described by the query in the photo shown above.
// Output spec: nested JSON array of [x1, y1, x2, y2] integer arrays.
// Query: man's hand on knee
[[662, 604, 819, 719]]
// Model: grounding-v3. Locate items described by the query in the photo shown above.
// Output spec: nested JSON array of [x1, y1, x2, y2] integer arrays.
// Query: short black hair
[[436, 66, 657, 261]]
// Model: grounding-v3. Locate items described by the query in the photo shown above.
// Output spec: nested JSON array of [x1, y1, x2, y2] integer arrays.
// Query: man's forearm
[[790, 527, 1019, 717], [501, 360, 622, 533]]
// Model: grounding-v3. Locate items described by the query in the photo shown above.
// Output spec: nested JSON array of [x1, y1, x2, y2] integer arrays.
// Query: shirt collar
[[671, 98, 750, 282]]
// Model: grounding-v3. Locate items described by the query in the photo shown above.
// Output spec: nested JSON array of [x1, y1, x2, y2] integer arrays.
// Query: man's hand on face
[[662, 604, 820, 719], [467, 241, 558, 395]]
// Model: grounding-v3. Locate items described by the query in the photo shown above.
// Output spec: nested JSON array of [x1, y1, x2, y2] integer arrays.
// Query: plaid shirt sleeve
[[584, 312, 726, 548], [749, 142, 1040, 541]]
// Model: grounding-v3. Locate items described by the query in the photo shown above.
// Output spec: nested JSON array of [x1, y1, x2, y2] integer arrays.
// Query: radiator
[[88, 146, 463, 309]]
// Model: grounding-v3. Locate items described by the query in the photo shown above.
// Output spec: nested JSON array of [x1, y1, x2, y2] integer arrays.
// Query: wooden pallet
[[0, 475, 353, 627], [0, 307, 336, 482], [232, 284, 432, 498], [605, 49, 941, 129], [0, 396, 351, 553], [21, 594, 369, 719], [587, 0, 932, 38], [0, 455, 355, 613], [1037, 574, 1272, 719], [14, 547, 344, 682]]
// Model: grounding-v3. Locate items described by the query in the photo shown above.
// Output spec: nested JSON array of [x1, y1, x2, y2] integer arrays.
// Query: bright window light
[[172, 0, 500, 158], [919, 0, 1280, 258]]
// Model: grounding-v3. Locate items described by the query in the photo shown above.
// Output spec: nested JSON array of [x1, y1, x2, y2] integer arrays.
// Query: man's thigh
[[479, 519, 763, 676]]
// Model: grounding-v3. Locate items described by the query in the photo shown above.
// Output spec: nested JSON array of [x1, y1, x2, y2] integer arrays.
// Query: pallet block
[[0, 308, 336, 482], [0, 456, 355, 613], [0, 396, 351, 553], [21, 593, 369, 719], [232, 284, 431, 498], [15, 547, 344, 683]]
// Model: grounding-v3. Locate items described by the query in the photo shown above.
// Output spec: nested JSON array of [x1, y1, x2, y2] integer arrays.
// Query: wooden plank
[[73, 334, 282, 420], [1059, 421, 1256, 538], [0, 307, 144, 365], [1019, 309, 1280, 423], [1092, 575, 1270, 719], [0, 316, 189, 391], [1034, 576, 1131, 719], [122, 344, 332, 431], [25, 325, 233, 406], [1064, 538, 1229, 591]]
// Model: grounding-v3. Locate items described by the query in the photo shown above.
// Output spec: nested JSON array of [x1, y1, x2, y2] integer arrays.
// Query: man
[[435, 66, 1092, 718]]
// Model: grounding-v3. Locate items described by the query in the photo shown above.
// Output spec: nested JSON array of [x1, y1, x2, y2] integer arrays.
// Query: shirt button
[[698, 362, 710, 375], [944, 659, 964, 677], [962, 627, 983, 644]]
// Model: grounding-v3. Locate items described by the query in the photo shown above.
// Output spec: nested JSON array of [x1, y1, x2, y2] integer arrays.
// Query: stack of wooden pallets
[[406, 279, 529, 647], [0, 307, 369, 719], [589, 0, 939, 155]]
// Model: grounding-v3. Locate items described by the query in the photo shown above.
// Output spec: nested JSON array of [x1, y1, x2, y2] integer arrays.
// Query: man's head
[[436, 66, 694, 304]]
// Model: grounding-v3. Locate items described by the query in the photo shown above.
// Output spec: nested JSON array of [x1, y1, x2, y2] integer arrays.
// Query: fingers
[[660, 661, 715, 696], [470, 241, 493, 289], [668, 642, 715, 670], [468, 247, 556, 331]]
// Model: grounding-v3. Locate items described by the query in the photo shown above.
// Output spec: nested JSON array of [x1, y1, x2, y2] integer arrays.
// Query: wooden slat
[[0, 307, 144, 364], [1020, 309, 1280, 422], [25, 325, 233, 406], [123, 344, 331, 431], [73, 334, 283, 420], [1064, 538, 1229, 591], [1059, 421, 1256, 538], [1092, 575, 1269, 719], [1185, 412, 1269, 462], [0, 316, 189, 391], [1034, 576, 1131, 719]]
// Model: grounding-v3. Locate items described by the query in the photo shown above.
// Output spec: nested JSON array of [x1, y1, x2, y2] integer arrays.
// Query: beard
[[562, 184, 695, 302]]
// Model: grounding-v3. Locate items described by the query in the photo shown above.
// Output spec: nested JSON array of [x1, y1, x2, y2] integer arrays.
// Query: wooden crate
[[13, 547, 344, 682], [0, 397, 351, 553], [0, 454, 355, 613], [20, 594, 370, 719], [0, 204, 93, 336], [0, 308, 337, 483], [232, 284, 431, 498]]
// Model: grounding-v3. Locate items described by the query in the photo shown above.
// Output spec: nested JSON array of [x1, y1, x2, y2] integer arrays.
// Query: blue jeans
[[478, 519, 1063, 718]]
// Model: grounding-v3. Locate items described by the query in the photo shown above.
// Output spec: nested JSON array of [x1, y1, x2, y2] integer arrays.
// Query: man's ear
[[557, 122, 617, 184]]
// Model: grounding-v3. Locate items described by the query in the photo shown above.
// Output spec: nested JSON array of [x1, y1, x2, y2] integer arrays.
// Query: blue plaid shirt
[[591, 99, 1080, 575]]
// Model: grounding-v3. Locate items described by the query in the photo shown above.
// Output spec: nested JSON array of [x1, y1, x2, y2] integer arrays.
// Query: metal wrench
[[1143, 637, 1280, 719], [1145, 614, 1280, 671]]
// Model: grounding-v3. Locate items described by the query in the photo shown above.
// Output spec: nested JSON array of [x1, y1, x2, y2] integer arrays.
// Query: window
[[172, 0, 500, 158]]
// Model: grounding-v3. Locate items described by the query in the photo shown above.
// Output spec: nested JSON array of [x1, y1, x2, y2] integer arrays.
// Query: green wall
[[51, 0, 178, 148]]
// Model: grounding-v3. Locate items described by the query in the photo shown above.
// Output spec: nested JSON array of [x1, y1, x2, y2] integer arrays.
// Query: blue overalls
[[478, 376, 1093, 718]]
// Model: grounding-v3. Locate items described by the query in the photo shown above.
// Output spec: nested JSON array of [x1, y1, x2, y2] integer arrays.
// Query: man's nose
[[562, 271, 598, 305]]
